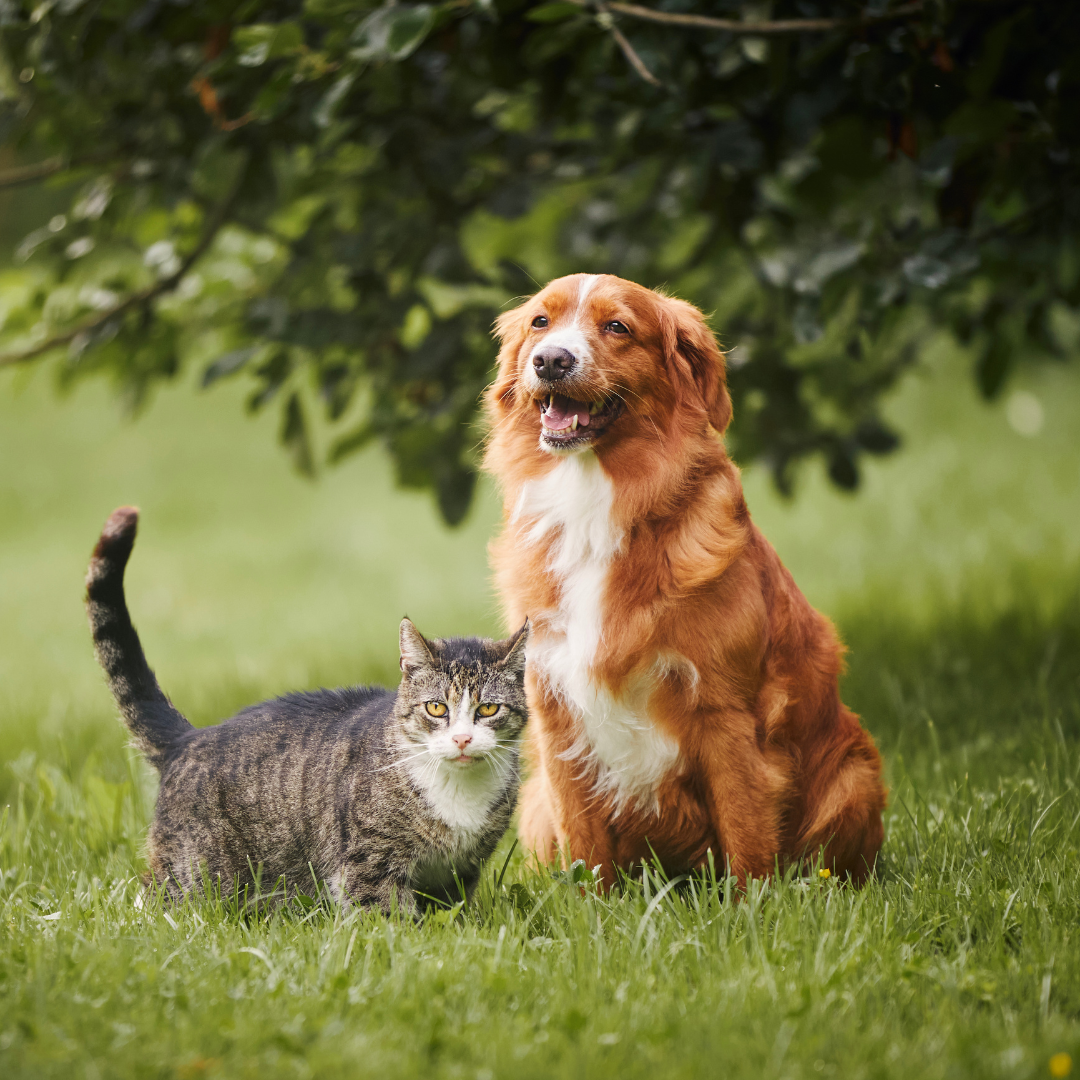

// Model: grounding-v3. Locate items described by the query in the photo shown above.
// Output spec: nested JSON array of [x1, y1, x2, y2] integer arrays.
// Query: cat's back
[[162, 683, 394, 781], [229, 684, 391, 734], [155, 685, 393, 829]]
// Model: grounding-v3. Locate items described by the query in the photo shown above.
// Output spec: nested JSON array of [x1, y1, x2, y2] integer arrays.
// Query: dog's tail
[[86, 507, 193, 771]]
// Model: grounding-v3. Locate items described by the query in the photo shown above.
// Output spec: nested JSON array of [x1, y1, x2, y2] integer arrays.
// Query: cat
[[86, 506, 530, 914]]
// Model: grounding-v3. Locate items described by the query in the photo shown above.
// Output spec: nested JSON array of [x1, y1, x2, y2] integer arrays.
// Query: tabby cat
[[86, 506, 529, 913]]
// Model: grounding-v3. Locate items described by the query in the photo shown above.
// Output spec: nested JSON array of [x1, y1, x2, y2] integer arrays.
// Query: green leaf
[[416, 278, 507, 319], [313, 74, 355, 129], [1047, 302, 1080, 355], [350, 4, 435, 62], [234, 22, 305, 67], [281, 392, 315, 478], [269, 195, 329, 241], [827, 443, 859, 491], [525, 2, 582, 23], [976, 334, 1012, 400], [435, 463, 476, 527], [201, 346, 259, 388], [854, 419, 900, 456], [328, 422, 375, 465], [303, 0, 361, 16], [399, 303, 432, 349]]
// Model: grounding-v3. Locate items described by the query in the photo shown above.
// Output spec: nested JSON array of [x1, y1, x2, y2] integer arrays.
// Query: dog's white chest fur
[[514, 454, 681, 813]]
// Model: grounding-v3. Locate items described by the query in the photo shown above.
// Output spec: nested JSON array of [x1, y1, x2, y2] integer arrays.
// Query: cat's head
[[394, 618, 530, 771]]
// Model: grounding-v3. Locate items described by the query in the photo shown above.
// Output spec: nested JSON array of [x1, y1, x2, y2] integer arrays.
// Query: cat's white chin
[[412, 753, 507, 832]]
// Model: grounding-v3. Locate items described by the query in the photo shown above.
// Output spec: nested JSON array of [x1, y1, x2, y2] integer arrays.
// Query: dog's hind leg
[[798, 735, 886, 884], [698, 714, 794, 887]]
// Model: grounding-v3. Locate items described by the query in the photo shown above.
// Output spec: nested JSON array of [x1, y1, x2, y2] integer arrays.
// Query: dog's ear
[[658, 296, 732, 434], [487, 304, 530, 413]]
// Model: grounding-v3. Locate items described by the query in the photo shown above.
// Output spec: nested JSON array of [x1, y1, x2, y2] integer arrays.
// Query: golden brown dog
[[483, 273, 885, 888]]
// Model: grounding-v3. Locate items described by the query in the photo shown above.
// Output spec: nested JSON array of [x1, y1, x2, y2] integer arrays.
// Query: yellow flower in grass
[[818, 868, 831, 879], [1050, 1052, 1073, 1078]]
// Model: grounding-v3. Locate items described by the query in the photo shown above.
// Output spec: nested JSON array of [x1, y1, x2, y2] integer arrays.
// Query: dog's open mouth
[[536, 392, 622, 449]]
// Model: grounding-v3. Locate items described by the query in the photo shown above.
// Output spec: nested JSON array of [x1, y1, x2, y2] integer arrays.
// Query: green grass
[[2, 340, 1079, 1078]]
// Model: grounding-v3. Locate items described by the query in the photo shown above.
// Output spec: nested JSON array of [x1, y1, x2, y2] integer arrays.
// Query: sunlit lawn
[[1, 338, 1079, 1078]]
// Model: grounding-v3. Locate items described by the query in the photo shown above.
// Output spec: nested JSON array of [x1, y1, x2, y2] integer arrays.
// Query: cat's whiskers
[[488, 760, 512, 788], [420, 748, 446, 789], [378, 744, 436, 773], [484, 745, 517, 787]]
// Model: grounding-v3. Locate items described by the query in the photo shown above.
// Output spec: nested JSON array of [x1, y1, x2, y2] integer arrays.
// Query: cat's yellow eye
[[425, 701, 448, 718], [476, 703, 499, 718]]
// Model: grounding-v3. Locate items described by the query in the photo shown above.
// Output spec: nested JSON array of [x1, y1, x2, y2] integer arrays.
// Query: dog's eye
[[531, 316, 548, 329], [605, 321, 629, 334]]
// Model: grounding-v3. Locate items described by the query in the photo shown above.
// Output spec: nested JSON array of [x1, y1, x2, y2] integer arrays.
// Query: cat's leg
[[144, 868, 186, 906], [335, 852, 417, 918], [457, 861, 485, 905]]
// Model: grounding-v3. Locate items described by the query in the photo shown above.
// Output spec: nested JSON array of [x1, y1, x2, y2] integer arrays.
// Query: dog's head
[[486, 274, 731, 459]]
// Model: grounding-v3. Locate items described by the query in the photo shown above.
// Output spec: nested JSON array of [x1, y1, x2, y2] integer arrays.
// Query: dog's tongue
[[543, 393, 591, 431]]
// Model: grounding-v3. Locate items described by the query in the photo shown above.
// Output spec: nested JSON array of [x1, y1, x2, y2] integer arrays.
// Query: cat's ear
[[496, 618, 530, 679], [399, 618, 435, 675]]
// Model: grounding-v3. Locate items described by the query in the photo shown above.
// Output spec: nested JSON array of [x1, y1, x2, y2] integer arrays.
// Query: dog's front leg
[[557, 797, 618, 891], [697, 714, 792, 888], [526, 692, 619, 889]]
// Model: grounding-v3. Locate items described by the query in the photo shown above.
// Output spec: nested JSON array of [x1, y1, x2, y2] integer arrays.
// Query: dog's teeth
[[571, 415, 578, 431]]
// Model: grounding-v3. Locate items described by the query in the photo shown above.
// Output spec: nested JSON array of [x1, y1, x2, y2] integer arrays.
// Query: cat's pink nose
[[452, 733, 473, 752]]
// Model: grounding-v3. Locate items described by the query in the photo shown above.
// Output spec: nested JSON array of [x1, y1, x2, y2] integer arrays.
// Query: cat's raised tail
[[86, 507, 193, 771]]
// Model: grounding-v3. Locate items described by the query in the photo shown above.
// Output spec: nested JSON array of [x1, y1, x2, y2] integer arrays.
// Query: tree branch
[[571, 0, 925, 35], [0, 158, 249, 370], [598, 3, 663, 85], [973, 195, 1058, 245], [0, 153, 146, 191], [0, 156, 67, 191]]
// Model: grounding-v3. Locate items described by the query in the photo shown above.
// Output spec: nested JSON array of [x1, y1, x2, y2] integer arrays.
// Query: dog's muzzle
[[532, 346, 576, 382]]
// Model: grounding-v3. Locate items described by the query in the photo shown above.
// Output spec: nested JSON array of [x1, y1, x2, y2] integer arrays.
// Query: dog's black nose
[[532, 346, 576, 381]]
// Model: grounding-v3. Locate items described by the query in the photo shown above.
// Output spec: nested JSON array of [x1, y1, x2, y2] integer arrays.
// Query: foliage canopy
[[1, 0, 1077, 521]]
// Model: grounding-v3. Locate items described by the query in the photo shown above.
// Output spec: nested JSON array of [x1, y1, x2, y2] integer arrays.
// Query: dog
[[483, 273, 886, 888]]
